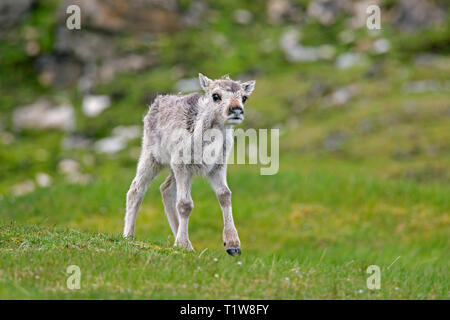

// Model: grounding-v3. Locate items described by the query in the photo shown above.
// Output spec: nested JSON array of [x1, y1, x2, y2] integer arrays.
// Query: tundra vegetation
[[0, 0, 449, 299]]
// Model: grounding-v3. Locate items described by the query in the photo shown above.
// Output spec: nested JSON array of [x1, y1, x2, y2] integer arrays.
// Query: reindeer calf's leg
[[124, 180, 146, 238], [124, 155, 160, 238], [160, 174, 179, 237], [218, 188, 241, 256], [174, 198, 194, 250], [209, 167, 241, 256], [172, 167, 194, 250]]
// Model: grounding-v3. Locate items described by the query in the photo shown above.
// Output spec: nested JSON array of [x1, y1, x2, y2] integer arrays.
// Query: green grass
[[1, 223, 445, 300], [0, 155, 448, 299]]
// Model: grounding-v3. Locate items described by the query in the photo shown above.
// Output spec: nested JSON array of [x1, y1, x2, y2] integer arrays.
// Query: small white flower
[[395, 287, 399, 291], [197, 266, 201, 270], [193, 283, 199, 289], [214, 273, 219, 278], [213, 258, 218, 262], [237, 261, 242, 266], [284, 277, 290, 281], [358, 289, 364, 294], [35, 275, 40, 279]]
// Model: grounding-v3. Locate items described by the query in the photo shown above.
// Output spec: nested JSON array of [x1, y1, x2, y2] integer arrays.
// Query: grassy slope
[[0, 155, 449, 299]]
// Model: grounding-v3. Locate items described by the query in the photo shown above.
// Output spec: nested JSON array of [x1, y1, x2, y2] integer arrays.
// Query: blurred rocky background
[[0, 0, 449, 196]]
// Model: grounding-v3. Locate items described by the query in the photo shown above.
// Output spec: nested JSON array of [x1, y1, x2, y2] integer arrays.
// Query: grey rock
[[58, 159, 91, 184], [36, 0, 193, 87], [234, 9, 253, 25], [112, 125, 141, 141], [35, 54, 83, 87], [94, 125, 141, 154], [60, 0, 182, 33], [390, 0, 446, 32], [330, 86, 357, 106], [97, 54, 155, 84], [348, 0, 381, 29], [35, 172, 52, 188], [414, 54, 448, 68], [280, 29, 335, 62], [280, 29, 319, 62], [82, 95, 111, 117], [0, 0, 34, 34], [62, 135, 92, 150], [58, 159, 80, 175], [182, 1, 207, 28], [307, 0, 351, 26], [94, 136, 126, 154], [13, 99, 75, 131], [267, 0, 302, 25], [372, 38, 391, 54], [11, 180, 35, 197], [55, 28, 117, 62], [335, 53, 364, 69]]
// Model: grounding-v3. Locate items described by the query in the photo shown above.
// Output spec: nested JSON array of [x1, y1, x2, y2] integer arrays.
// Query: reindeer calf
[[123, 73, 255, 256]]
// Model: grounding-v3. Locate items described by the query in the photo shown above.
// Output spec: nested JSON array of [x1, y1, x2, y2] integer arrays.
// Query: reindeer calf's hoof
[[226, 247, 241, 256], [174, 239, 194, 251]]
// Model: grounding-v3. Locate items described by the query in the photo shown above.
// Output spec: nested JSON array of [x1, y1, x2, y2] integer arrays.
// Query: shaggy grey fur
[[123, 73, 255, 255]]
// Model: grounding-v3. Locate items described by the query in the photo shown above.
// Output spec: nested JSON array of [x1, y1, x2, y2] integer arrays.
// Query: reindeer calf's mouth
[[226, 116, 244, 124], [226, 109, 244, 124]]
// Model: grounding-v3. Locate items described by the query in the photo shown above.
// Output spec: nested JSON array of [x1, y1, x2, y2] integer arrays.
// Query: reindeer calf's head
[[198, 73, 256, 125]]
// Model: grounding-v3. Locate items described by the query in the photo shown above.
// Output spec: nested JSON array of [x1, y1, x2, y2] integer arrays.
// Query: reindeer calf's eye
[[242, 96, 248, 103], [212, 94, 221, 101]]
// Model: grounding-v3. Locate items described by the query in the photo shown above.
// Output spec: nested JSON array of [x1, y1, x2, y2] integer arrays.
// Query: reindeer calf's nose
[[229, 106, 244, 115]]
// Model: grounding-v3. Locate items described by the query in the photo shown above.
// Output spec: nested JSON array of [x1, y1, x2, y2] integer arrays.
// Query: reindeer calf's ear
[[199, 73, 212, 91], [242, 80, 256, 95]]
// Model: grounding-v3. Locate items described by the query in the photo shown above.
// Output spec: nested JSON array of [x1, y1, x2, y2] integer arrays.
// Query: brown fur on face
[[217, 80, 241, 93]]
